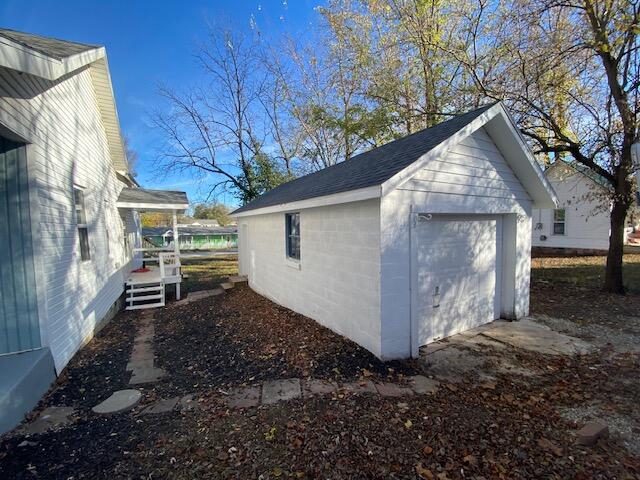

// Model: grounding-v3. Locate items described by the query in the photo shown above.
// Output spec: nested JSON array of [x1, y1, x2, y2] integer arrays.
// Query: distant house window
[[74, 188, 91, 261], [285, 213, 300, 260], [553, 209, 566, 235]]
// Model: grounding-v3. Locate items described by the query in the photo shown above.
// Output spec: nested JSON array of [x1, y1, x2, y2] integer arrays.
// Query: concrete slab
[[130, 343, 154, 362], [126, 359, 154, 372], [262, 379, 301, 405], [482, 319, 593, 356], [375, 382, 414, 397], [141, 397, 180, 415], [22, 407, 75, 434], [129, 367, 166, 385], [408, 375, 440, 394], [227, 386, 261, 409], [302, 379, 338, 397], [92, 390, 141, 415], [178, 394, 200, 411], [0, 348, 56, 435], [220, 282, 234, 290], [228, 275, 248, 284], [342, 380, 377, 395], [448, 333, 508, 351], [422, 345, 492, 382]]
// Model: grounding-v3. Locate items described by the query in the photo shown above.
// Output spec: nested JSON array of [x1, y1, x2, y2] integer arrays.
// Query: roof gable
[[234, 102, 557, 216], [0, 28, 134, 183], [233, 103, 496, 215], [0, 28, 98, 60]]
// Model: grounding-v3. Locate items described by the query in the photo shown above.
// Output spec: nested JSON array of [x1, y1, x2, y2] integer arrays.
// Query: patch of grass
[[531, 253, 640, 293], [182, 254, 238, 292]]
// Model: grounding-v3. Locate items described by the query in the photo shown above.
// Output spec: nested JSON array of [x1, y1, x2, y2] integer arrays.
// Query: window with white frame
[[74, 188, 91, 261], [285, 212, 300, 260], [553, 208, 566, 235]]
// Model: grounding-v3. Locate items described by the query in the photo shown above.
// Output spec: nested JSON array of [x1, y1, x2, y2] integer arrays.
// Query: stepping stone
[[227, 386, 261, 409], [262, 379, 301, 405], [126, 359, 154, 371], [342, 380, 377, 395], [141, 397, 180, 414], [220, 282, 234, 290], [23, 407, 75, 434], [178, 394, 200, 411], [302, 379, 338, 397], [576, 422, 609, 446], [129, 366, 166, 385], [409, 375, 440, 394], [187, 289, 224, 302], [375, 382, 414, 397], [134, 333, 154, 343], [92, 390, 141, 415], [130, 343, 154, 362], [228, 275, 248, 284]]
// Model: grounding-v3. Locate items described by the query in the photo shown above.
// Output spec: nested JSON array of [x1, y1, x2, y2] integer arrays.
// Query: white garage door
[[416, 215, 501, 345]]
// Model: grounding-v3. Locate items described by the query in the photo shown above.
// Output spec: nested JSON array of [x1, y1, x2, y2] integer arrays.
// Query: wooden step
[[126, 285, 164, 294], [126, 293, 164, 303]]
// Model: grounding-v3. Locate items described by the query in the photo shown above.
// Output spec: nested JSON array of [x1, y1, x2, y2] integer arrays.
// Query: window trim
[[74, 186, 91, 261], [552, 208, 566, 236], [285, 212, 301, 262]]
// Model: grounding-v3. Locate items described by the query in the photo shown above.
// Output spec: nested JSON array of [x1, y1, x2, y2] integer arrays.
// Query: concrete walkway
[[139, 375, 440, 414], [420, 318, 595, 382]]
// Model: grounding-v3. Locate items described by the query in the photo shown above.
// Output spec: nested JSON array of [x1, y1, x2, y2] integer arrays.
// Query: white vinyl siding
[[380, 127, 533, 359], [532, 164, 610, 250], [0, 65, 141, 371], [397, 128, 531, 202]]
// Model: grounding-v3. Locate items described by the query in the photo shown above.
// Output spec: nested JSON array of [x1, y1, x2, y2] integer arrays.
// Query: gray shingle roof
[[233, 103, 496, 214], [0, 28, 99, 60], [118, 188, 188, 206]]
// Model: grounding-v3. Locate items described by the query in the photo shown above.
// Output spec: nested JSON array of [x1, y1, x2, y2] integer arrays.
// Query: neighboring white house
[[532, 161, 611, 251], [0, 29, 187, 433], [532, 161, 640, 252], [234, 102, 557, 360]]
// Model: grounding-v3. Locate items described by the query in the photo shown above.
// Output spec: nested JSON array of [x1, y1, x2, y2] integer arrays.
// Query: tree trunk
[[604, 199, 628, 293]]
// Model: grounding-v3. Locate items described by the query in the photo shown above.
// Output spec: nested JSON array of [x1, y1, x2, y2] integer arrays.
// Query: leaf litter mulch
[[151, 285, 421, 398], [1, 277, 640, 478]]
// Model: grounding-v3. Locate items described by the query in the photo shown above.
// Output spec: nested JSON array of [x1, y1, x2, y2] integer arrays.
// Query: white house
[[0, 29, 187, 433], [532, 161, 640, 252], [234, 102, 557, 360]]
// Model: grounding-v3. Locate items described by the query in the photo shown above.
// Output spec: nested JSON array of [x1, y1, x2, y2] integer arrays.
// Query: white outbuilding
[[233, 102, 557, 360]]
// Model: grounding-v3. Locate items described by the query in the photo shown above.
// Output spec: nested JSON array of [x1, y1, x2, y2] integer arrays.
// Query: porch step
[[126, 281, 165, 311], [126, 285, 164, 294], [0, 348, 56, 435], [126, 293, 163, 302]]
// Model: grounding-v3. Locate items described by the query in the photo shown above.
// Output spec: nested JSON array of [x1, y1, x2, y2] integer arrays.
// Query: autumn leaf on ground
[[264, 427, 277, 441], [415, 463, 434, 479]]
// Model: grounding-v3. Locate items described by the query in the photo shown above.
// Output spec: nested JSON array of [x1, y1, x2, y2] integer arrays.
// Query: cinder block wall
[[238, 199, 382, 357]]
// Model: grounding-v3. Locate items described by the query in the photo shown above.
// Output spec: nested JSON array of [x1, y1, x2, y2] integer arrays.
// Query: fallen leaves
[[537, 437, 563, 457], [264, 426, 277, 442]]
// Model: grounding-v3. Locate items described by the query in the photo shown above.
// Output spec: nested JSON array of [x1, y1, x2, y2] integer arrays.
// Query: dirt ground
[[0, 254, 639, 479]]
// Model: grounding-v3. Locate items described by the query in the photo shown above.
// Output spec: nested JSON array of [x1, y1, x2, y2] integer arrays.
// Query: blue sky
[[0, 0, 321, 207]]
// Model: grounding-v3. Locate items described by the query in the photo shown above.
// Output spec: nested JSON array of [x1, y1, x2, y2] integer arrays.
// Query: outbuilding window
[[74, 187, 91, 261], [553, 208, 566, 235], [285, 212, 300, 260]]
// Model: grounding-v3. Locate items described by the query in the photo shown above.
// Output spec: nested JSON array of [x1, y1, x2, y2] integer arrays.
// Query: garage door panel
[[416, 216, 500, 345]]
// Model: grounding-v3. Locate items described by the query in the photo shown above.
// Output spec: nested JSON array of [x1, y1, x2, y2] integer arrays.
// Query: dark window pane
[[79, 227, 91, 261], [553, 223, 565, 235], [285, 212, 300, 260]]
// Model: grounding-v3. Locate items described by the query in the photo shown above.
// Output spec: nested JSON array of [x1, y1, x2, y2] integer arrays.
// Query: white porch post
[[172, 210, 181, 300]]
